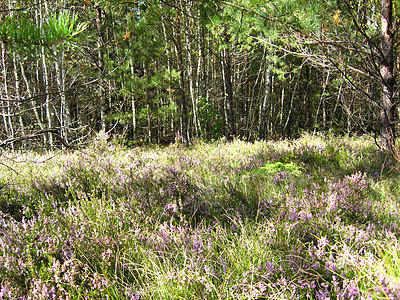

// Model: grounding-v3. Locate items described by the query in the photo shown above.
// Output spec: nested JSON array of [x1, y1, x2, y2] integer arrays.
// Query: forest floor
[[1, 133, 400, 299]]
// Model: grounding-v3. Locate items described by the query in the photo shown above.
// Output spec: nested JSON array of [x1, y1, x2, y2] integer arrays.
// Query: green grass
[[0, 133, 399, 299]]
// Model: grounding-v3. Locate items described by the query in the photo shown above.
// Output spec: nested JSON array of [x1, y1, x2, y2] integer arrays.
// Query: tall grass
[[0, 133, 399, 299]]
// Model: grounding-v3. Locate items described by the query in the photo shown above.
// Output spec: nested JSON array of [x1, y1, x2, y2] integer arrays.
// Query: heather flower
[[318, 236, 329, 249], [0, 284, 13, 299], [0, 136, 399, 298], [91, 272, 110, 291], [164, 202, 178, 214], [315, 282, 330, 300], [29, 279, 57, 300], [101, 248, 113, 262], [338, 279, 360, 299], [273, 170, 288, 184]]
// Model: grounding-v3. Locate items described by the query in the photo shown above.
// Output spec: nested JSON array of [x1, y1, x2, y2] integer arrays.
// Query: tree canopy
[[0, 0, 398, 151]]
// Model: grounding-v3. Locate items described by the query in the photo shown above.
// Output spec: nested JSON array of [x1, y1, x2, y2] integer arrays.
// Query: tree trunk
[[380, 0, 396, 152], [188, 33, 200, 139], [130, 59, 136, 140], [0, 42, 10, 143], [42, 47, 53, 148], [283, 74, 299, 137], [96, 3, 106, 132], [259, 64, 271, 140], [39, 4, 53, 147], [12, 52, 25, 136], [20, 55, 45, 136], [279, 85, 285, 138], [1, 42, 14, 150], [143, 62, 152, 144], [54, 47, 69, 145], [314, 70, 330, 134], [223, 33, 235, 141], [175, 6, 189, 146]]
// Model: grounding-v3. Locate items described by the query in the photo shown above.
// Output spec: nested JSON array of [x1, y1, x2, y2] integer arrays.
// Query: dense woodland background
[[0, 0, 398, 149]]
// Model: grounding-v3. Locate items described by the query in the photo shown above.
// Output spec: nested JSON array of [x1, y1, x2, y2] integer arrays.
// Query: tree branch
[[0, 129, 74, 149]]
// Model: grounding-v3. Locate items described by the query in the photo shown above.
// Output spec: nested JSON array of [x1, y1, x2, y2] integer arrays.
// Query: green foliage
[[198, 97, 224, 139], [0, 11, 87, 50], [254, 161, 304, 175], [157, 101, 178, 121]]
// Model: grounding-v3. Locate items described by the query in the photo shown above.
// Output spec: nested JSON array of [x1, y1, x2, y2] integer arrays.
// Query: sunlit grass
[[0, 133, 399, 299]]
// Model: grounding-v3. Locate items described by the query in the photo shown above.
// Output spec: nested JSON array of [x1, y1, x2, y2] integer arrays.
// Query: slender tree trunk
[[39, 4, 53, 147], [175, 5, 189, 146], [42, 47, 53, 147], [283, 74, 299, 137], [280, 86, 285, 137], [223, 32, 235, 141], [130, 59, 136, 140], [195, 24, 205, 136], [12, 52, 24, 136], [54, 47, 69, 145], [0, 42, 10, 141], [20, 55, 45, 136], [268, 74, 275, 137], [96, 3, 106, 132], [1, 42, 14, 149], [259, 62, 272, 140], [143, 62, 152, 144], [199, 24, 207, 137], [161, 21, 175, 141], [330, 77, 343, 129], [247, 49, 265, 140], [166, 47, 175, 140], [380, 0, 396, 152], [187, 32, 199, 138], [314, 70, 330, 133], [4, 0, 14, 148]]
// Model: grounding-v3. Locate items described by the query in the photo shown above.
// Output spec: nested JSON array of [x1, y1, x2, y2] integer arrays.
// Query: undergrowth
[[0, 133, 399, 299]]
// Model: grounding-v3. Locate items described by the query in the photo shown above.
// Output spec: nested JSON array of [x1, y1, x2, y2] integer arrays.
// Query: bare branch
[[0, 129, 74, 149]]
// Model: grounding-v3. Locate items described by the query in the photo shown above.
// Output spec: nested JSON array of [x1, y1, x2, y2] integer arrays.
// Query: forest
[[0, 0, 397, 149], [2, 0, 400, 299]]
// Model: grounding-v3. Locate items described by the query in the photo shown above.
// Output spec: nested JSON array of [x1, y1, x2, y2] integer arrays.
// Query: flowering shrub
[[0, 134, 399, 299]]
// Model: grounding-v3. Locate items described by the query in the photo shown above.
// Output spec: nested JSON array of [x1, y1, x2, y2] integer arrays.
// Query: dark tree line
[[0, 0, 398, 151]]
